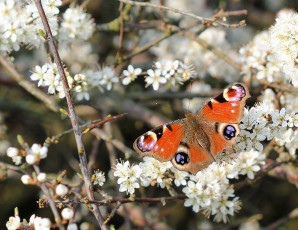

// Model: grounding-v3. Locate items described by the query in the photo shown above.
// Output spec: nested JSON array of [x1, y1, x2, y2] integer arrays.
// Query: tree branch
[[34, 1, 108, 229]]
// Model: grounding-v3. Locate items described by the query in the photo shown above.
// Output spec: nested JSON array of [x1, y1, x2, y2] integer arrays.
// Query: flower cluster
[[144, 59, 195, 90], [58, 6, 95, 46], [30, 62, 73, 98], [25, 144, 48, 165], [239, 9, 298, 86], [239, 31, 286, 84], [30, 63, 119, 100], [0, 0, 61, 53], [6, 213, 51, 230], [114, 150, 266, 223], [270, 9, 298, 86], [236, 103, 298, 155], [114, 161, 142, 195]]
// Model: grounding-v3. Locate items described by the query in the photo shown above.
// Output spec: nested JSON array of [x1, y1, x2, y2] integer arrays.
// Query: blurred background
[[0, 0, 297, 229]]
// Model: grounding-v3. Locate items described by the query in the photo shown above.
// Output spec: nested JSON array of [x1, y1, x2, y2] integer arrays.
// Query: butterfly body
[[134, 83, 250, 174]]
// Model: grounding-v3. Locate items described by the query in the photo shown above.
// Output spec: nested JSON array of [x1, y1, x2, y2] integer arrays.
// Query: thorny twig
[[83, 113, 127, 135], [34, 1, 108, 229]]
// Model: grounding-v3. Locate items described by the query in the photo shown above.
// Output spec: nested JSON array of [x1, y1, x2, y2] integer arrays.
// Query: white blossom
[[93, 171, 106, 186], [122, 65, 142, 85], [7, 147, 18, 158], [145, 69, 167, 90], [6, 215, 21, 230], [29, 214, 51, 230]]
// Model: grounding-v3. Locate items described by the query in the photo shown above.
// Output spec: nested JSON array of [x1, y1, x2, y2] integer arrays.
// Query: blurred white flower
[[7, 147, 18, 158], [37, 173, 47, 182], [6, 215, 21, 230], [21, 174, 32, 185], [30, 214, 51, 230], [67, 223, 78, 230], [99, 66, 119, 91], [59, 7, 95, 45]]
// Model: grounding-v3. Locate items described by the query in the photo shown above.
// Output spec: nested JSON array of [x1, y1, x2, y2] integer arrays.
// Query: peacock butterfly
[[133, 83, 250, 174]]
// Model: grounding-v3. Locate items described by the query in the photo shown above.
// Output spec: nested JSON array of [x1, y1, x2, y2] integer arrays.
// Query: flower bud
[[56, 184, 69, 196], [21, 175, 32, 184], [39, 146, 48, 159], [7, 147, 18, 158], [26, 154, 37, 165], [37, 173, 47, 182], [61, 208, 74, 220]]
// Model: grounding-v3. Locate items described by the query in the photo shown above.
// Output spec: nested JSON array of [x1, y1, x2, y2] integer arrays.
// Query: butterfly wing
[[133, 121, 185, 162], [199, 83, 250, 123]]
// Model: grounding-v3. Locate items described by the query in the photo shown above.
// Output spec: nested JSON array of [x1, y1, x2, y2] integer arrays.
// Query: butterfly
[[133, 83, 250, 174]]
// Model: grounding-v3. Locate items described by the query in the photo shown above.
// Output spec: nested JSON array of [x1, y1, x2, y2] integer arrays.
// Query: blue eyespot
[[175, 152, 190, 165], [223, 125, 236, 140]]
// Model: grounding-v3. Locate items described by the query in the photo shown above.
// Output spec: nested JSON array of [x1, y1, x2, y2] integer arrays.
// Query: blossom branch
[[33, 1, 107, 229], [120, 0, 246, 28]]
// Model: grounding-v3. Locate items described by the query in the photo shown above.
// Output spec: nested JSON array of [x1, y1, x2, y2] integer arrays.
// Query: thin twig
[[258, 80, 298, 95], [0, 162, 29, 175], [56, 195, 187, 206], [115, 2, 124, 63], [118, 22, 199, 64], [181, 30, 241, 70], [34, 1, 108, 229], [264, 208, 298, 230], [120, 0, 246, 28], [83, 113, 127, 135]]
